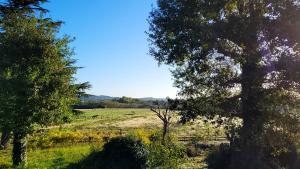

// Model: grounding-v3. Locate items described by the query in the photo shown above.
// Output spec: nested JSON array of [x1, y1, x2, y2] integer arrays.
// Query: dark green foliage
[[67, 137, 148, 169], [100, 136, 148, 169], [0, 13, 79, 126], [0, 0, 48, 14]]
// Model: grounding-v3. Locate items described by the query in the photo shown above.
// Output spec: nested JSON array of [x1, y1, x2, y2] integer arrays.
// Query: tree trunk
[[162, 121, 169, 145], [0, 129, 10, 149], [230, 58, 266, 169], [12, 132, 27, 167]]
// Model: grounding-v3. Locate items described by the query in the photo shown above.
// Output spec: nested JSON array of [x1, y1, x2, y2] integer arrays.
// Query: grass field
[[0, 108, 223, 169], [70, 108, 159, 129]]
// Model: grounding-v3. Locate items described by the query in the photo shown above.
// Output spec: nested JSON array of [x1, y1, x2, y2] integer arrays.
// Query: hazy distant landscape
[[81, 95, 165, 102]]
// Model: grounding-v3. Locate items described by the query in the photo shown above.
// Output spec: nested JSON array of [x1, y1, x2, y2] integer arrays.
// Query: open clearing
[[0, 108, 221, 169]]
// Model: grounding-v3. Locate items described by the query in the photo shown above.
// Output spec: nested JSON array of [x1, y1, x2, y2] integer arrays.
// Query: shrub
[[128, 129, 155, 145], [100, 136, 148, 169], [147, 142, 186, 169], [29, 130, 119, 149], [186, 143, 214, 157]]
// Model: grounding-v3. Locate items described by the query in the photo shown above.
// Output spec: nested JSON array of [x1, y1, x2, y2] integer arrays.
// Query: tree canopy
[[0, 0, 48, 13]]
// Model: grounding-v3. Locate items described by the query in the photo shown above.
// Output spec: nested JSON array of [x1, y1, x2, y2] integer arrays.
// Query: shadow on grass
[[51, 152, 66, 169], [0, 164, 10, 169], [66, 151, 103, 169]]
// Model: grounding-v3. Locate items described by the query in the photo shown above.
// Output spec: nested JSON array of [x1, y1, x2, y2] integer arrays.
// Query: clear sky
[[42, 0, 177, 98]]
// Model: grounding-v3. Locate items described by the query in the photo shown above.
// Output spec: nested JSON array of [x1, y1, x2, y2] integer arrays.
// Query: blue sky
[[41, 0, 177, 98]]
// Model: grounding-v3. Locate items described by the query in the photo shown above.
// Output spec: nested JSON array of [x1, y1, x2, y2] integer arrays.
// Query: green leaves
[[0, 1, 88, 132]]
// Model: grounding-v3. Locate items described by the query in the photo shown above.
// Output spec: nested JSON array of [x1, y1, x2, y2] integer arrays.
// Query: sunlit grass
[[61, 108, 154, 130], [0, 145, 92, 169]]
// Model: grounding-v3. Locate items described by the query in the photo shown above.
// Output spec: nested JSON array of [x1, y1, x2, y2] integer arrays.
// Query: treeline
[[73, 96, 165, 109]]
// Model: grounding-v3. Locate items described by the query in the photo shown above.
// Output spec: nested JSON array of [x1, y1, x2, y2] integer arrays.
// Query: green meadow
[[0, 108, 224, 169]]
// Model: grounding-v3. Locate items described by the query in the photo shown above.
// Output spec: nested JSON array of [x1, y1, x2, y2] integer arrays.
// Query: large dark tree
[[149, 0, 300, 169], [0, 0, 88, 166]]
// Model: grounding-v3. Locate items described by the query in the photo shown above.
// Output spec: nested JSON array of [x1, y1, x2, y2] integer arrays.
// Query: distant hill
[[81, 94, 164, 102], [81, 95, 118, 102], [75, 95, 167, 109]]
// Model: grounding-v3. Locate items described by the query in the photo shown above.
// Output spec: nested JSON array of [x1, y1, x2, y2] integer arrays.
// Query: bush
[[129, 129, 156, 145], [186, 143, 214, 157], [100, 136, 148, 169], [147, 142, 186, 169]]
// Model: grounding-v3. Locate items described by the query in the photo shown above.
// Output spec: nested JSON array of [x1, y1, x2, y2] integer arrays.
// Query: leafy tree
[[0, 0, 48, 151], [0, 0, 88, 166], [116, 96, 139, 104], [148, 0, 300, 168]]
